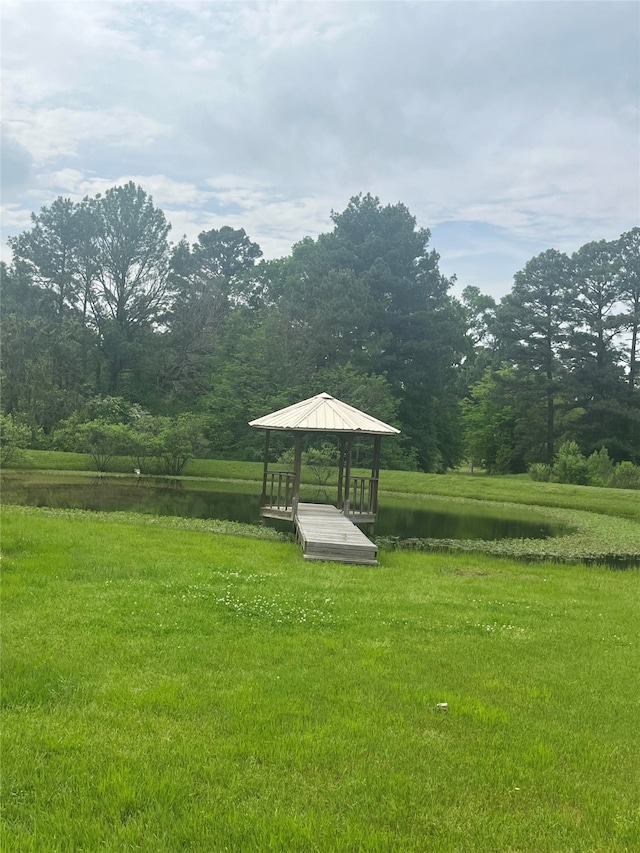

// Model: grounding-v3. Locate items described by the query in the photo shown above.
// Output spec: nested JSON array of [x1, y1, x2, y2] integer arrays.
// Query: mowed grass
[[2, 507, 639, 851]]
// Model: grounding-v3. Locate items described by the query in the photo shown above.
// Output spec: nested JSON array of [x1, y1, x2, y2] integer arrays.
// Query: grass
[[14, 450, 266, 481], [2, 506, 640, 851]]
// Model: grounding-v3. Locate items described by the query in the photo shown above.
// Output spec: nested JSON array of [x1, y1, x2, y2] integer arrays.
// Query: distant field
[[2, 506, 639, 851], [13, 450, 267, 481]]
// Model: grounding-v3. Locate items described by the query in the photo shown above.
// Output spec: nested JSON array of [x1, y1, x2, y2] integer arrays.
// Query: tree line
[[1, 182, 638, 478]]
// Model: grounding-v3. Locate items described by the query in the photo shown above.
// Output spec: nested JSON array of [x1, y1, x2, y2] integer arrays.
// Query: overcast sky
[[2, 0, 638, 298]]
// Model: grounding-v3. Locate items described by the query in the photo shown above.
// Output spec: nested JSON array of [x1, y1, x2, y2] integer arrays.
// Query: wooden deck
[[294, 503, 378, 565]]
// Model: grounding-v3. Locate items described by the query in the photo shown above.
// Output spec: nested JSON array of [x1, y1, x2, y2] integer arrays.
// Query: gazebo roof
[[249, 392, 400, 435]]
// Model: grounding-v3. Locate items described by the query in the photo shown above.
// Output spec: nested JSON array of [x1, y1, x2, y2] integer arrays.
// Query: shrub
[[128, 416, 163, 474], [304, 442, 340, 486], [156, 414, 208, 476], [528, 462, 552, 482], [609, 461, 640, 490], [0, 414, 32, 467], [75, 420, 135, 472], [586, 447, 615, 487], [51, 397, 149, 453], [554, 441, 589, 485], [277, 443, 340, 487]]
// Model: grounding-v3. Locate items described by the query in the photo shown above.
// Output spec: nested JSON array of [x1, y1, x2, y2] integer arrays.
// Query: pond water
[[1, 473, 564, 541]]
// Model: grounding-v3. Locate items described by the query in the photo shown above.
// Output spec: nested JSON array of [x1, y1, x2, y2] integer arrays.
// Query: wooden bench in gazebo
[[249, 393, 400, 565]]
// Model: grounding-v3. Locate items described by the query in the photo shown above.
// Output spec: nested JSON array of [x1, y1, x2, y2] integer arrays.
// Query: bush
[[0, 414, 32, 467], [609, 461, 640, 490], [554, 441, 589, 485], [50, 407, 209, 476], [128, 416, 163, 474], [304, 442, 340, 486], [51, 397, 149, 454], [156, 414, 208, 476], [528, 462, 552, 482], [586, 447, 615, 487], [277, 442, 340, 487], [75, 420, 135, 472], [529, 442, 640, 490], [78, 396, 145, 425]]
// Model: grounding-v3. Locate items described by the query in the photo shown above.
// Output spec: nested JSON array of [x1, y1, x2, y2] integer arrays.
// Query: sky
[[1, 0, 638, 299]]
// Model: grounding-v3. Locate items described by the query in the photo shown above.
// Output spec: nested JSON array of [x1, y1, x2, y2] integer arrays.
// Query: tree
[[5, 202, 101, 426], [0, 261, 97, 431], [285, 194, 466, 470], [8, 197, 84, 319], [161, 229, 262, 404], [191, 225, 262, 285], [85, 183, 172, 392], [570, 239, 626, 401], [460, 285, 498, 386], [495, 249, 574, 463], [268, 257, 375, 376], [616, 227, 640, 394], [569, 239, 630, 457], [462, 367, 520, 474]]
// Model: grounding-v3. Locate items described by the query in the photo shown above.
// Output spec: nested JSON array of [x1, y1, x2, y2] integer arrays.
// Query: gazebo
[[249, 392, 400, 528]]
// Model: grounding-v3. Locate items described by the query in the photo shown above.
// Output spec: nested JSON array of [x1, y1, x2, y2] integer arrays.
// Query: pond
[[1, 473, 565, 541]]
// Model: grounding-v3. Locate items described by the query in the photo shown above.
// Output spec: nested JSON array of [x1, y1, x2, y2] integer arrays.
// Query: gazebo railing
[[263, 471, 296, 511], [344, 476, 379, 518]]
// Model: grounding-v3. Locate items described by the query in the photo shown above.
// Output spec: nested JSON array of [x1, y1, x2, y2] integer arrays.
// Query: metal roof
[[249, 392, 400, 435]]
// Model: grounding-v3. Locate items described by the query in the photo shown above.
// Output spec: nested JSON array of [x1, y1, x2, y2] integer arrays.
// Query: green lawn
[[2, 506, 639, 851]]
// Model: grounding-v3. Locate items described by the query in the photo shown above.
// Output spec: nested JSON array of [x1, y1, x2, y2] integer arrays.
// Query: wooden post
[[261, 429, 270, 508], [292, 432, 303, 519], [337, 435, 345, 509], [343, 435, 353, 517], [371, 435, 382, 518]]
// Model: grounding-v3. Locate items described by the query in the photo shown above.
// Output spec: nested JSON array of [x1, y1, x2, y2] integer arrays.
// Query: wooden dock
[[295, 503, 378, 565]]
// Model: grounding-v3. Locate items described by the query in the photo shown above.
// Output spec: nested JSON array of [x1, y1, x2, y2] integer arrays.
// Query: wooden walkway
[[295, 503, 378, 565]]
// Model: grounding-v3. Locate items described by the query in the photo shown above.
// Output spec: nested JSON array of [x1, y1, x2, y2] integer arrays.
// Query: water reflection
[[374, 502, 554, 540], [1, 473, 562, 541]]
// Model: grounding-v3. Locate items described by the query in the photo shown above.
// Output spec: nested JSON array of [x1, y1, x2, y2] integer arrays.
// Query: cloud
[[0, 125, 33, 200], [1, 1, 638, 296], [5, 107, 171, 164], [164, 192, 334, 259], [36, 169, 211, 211]]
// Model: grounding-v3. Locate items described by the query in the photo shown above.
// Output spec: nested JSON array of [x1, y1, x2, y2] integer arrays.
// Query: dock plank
[[295, 503, 378, 565]]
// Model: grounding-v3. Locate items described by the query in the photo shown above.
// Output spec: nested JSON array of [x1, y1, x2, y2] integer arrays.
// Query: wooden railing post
[[371, 435, 382, 520], [370, 477, 379, 517], [337, 436, 345, 509], [261, 430, 270, 507], [343, 436, 353, 517]]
